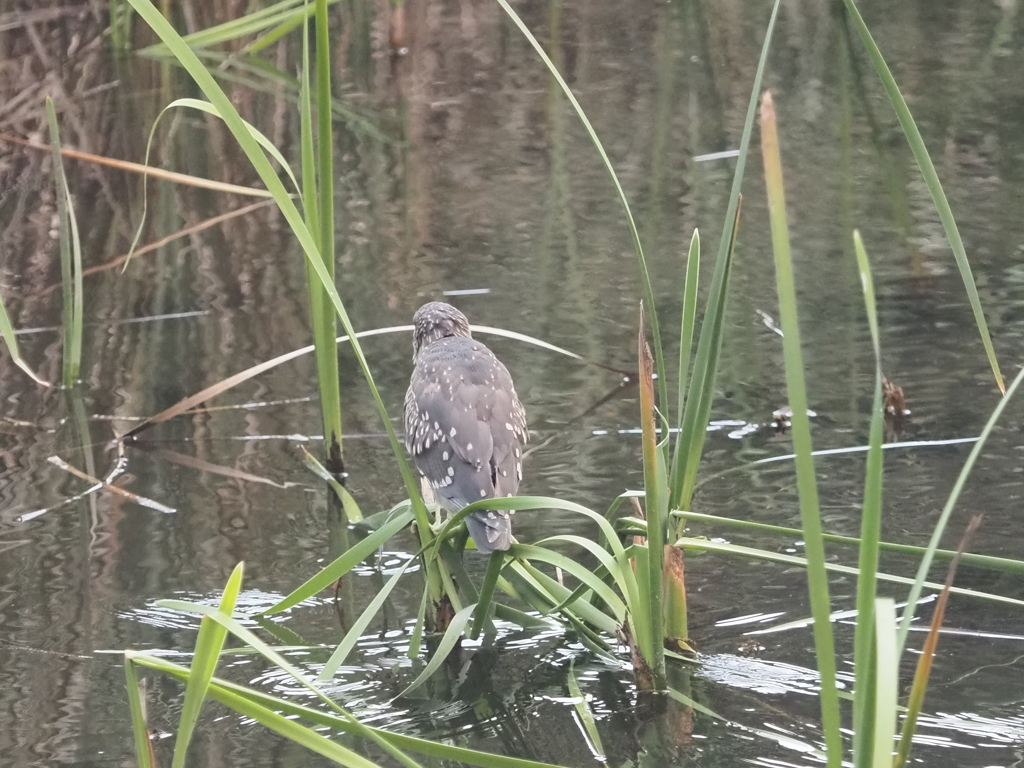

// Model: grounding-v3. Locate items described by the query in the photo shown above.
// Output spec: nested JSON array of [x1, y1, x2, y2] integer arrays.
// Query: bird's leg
[[419, 476, 445, 528]]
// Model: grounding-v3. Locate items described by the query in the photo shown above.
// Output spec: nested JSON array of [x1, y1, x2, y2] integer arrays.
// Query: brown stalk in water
[[893, 514, 984, 768]]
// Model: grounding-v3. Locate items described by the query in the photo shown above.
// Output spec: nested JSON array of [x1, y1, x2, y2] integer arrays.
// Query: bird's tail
[[466, 509, 512, 553]]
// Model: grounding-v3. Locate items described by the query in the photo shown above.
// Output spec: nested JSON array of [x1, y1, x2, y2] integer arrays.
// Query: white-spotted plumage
[[404, 302, 528, 554]]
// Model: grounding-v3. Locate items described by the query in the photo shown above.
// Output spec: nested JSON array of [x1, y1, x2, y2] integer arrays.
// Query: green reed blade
[[638, 304, 666, 685], [896, 364, 1024, 656], [262, 504, 412, 614], [133, 655, 565, 768], [46, 97, 82, 386], [531, 533, 630, 621], [673, 537, 1024, 607], [674, 0, 783, 512], [124, 96, 300, 273], [567, 660, 605, 760], [675, 230, 700, 426], [298, 0, 343, 471], [512, 560, 619, 640], [493, 0, 668, 414], [470, 551, 506, 640], [512, 544, 627, 621], [243, 4, 316, 54], [159, 600, 423, 768], [171, 561, 244, 768], [871, 598, 898, 768], [673, 202, 739, 511], [760, 91, 842, 766], [438, 495, 642, 637], [851, 230, 885, 768], [318, 557, 416, 681], [199, 686, 384, 768], [0, 286, 48, 387], [841, 0, 1003, 393], [137, 0, 307, 54], [123, 657, 154, 768], [125, 0, 432, 540], [300, 2, 318, 235], [397, 603, 477, 698], [407, 581, 429, 659], [668, 510, 1024, 576]]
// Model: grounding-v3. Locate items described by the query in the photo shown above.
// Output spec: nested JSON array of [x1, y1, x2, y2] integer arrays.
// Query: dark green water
[[3, 1, 1024, 765]]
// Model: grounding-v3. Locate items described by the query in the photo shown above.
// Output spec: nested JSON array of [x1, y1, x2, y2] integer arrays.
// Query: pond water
[[3, 1, 1024, 766]]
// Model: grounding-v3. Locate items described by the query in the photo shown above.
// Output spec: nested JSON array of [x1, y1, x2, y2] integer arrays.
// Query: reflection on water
[[3, 0, 1024, 766]]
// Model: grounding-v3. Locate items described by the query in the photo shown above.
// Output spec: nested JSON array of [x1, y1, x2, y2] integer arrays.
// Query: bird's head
[[412, 302, 472, 359]]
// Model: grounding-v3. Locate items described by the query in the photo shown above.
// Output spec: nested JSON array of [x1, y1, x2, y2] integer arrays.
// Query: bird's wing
[[405, 338, 526, 506]]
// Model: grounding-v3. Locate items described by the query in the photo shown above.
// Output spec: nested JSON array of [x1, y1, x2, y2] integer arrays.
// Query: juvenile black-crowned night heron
[[404, 302, 528, 553]]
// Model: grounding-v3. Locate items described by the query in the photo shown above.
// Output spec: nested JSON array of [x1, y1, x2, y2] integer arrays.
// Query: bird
[[404, 302, 528, 553]]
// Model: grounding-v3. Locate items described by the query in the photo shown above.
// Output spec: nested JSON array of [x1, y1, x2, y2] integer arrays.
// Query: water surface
[[3, 1, 1024, 765]]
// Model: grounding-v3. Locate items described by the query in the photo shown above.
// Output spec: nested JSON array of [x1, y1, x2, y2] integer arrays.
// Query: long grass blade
[[851, 230, 885, 768], [675, 230, 700, 425], [397, 603, 477, 698], [298, 2, 339, 472], [0, 286, 48, 386], [673, 200, 740, 510], [532, 533, 631, 618], [896, 365, 1024, 655], [242, 5, 316, 54], [124, 96, 301, 271], [157, 601, 424, 768], [894, 516, 982, 768], [137, 0, 309, 54], [510, 561, 618, 641], [871, 598, 898, 768], [163, 99, 300, 191], [199, 685, 385, 768], [668, 509, 1024, 575], [0, 132, 276, 197], [124, 657, 155, 768], [317, 556, 416, 681], [262, 504, 412, 614], [470, 551, 506, 640], [511, 543, 627, 621], [567, 660, 605, 760], [299, 5, 318, 238], [171, 561, 244, 768], [673, 0, 783, 510], [493, 0, 668, 412], [430, 495, 639, 637], [673, 537, 1024, 606], [759, 90, 841, 766], [310, 0, 343, 469], [132, 654, 566, 768], [841, 0, 1003, 393], [638, 303, 665, 686], [45, 98, 82, 386], [124, 0, 432, 539], [118, 323, 609, 441]]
